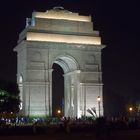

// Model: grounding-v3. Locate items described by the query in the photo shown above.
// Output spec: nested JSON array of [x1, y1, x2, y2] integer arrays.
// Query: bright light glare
[[129, 107, 133, 111], [57, 110, 61, 114], [97, 96, 101, 102]]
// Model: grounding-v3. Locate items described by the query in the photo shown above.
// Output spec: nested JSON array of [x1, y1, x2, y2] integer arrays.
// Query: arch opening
[[53, 56, 79, 74], [52, 63, 64, 117], [51, 56, 80, 117]]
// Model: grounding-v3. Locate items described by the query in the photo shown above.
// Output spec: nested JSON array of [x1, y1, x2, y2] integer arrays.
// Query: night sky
[[0, 0, 140, 116]]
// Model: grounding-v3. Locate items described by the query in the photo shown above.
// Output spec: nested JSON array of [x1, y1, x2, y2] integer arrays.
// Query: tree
[[0, 81, 20, 114]]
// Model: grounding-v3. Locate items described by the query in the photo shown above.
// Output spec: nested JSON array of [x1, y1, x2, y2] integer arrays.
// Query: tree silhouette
[[0, 81, 20, 114]]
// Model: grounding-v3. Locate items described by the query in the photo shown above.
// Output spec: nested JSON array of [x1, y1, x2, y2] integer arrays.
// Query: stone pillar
[[49, 69, 53, 116], [64, 74, 70, 117]]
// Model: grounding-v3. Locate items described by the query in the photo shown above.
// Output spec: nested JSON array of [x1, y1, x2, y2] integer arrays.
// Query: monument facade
[[14, 7, 105, 118]]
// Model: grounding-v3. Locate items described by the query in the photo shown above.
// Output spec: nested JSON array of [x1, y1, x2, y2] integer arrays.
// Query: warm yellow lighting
[[129, 107, 133, 111], [57, 110, 61, 114], [97, 96, 101, 102], [27, 32, 101, 45], [33, 11, 91, 22]]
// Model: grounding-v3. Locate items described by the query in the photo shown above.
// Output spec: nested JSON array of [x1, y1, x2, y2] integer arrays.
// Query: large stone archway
[[14, 7, 105, 118], [52, 56, 80, 117]]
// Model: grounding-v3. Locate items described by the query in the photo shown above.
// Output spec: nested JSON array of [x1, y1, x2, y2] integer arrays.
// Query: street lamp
[[57, 109, 61, 118], [57, 110, 61, 114], [97, 96, 101, 117], [129, 107, 133, 112], [129, 107, 133, 117]]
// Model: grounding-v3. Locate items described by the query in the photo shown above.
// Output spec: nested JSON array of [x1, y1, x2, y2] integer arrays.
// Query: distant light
[[97, 96, 101, 102], [57, 110, 61, 114], [129, 107, 133, 111]]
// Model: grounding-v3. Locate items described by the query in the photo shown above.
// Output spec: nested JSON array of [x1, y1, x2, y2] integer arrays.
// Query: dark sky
[[0, 0, 140, 115]]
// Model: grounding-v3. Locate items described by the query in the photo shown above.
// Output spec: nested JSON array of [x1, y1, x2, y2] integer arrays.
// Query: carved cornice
[[16, 40, 105, 51]]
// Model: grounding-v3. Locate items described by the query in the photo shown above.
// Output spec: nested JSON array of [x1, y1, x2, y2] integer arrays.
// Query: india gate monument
[[14, 7, 105, 118]]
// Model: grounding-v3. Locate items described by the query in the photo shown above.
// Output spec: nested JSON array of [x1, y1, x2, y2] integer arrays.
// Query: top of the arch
[[17, 7, 103, 45], [33, 7, 91, 22]]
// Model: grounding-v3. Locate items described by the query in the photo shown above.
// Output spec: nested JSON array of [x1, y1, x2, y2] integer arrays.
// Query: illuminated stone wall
[[14, 7, 105, 117]]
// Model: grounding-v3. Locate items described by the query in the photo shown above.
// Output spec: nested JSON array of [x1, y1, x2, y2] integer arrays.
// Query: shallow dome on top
[[33, 7, 91, 22], [47, 6, 72, 13]]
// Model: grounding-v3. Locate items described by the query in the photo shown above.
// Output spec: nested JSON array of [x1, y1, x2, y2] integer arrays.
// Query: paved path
[[1, 130, 140, 140]]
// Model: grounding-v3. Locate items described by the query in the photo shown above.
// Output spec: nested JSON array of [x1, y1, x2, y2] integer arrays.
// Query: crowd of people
[[0, 115, 140, 135], [0, 115, 140, 128]]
